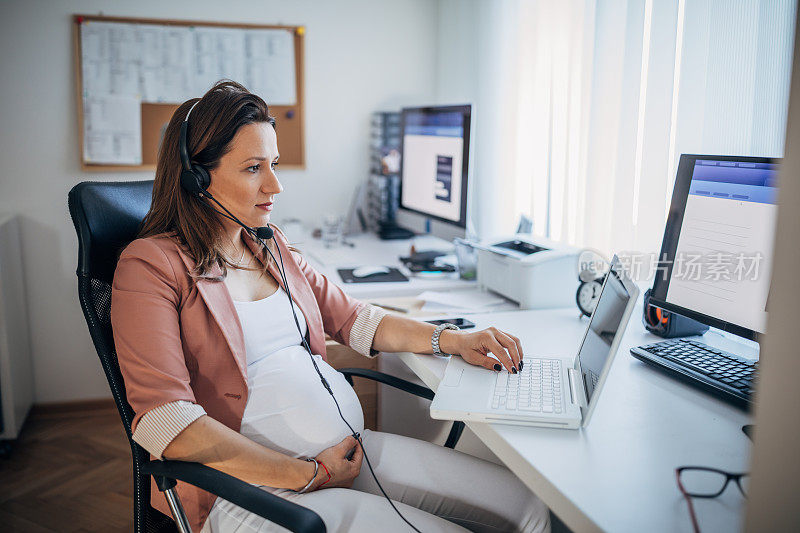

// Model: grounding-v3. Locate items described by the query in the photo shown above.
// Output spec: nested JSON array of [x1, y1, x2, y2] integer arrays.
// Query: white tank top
[[232, 287, 364, 460]]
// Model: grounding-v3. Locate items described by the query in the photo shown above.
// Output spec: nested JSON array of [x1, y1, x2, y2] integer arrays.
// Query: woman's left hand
[[441, 327, 523, 373]]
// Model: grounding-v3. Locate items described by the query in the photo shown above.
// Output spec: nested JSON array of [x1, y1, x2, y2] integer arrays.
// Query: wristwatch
[[431, 323, 460, 356]]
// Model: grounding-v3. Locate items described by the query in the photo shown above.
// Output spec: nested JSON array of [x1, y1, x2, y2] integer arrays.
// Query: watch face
[[577, 280, 604, 317]]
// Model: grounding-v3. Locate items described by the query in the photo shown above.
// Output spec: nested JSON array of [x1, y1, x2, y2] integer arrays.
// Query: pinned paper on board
[[245, 29, 297, 106], [418, 289, 514, 314], [83, 95, 142, 165]]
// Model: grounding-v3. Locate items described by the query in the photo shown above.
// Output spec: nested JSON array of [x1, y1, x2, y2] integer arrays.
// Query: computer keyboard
[[491, 358, 564, 413], [630, 338, 757, 408]]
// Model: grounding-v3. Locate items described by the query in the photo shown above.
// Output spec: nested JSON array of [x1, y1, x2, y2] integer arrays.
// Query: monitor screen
[[577, 267, 632, 402], [399, 105, 471, 228], [651, 155, 779, 338]]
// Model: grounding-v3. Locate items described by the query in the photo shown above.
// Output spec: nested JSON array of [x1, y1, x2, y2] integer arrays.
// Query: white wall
[[0, 0, 439, 403]]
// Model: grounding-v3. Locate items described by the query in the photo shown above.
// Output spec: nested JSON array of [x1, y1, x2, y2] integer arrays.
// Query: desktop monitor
[[398, 105, 471, 230], [649, 154, 780, 341]]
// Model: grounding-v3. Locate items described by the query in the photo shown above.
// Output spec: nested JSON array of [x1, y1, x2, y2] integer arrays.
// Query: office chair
[[67, 180, 464, 533]]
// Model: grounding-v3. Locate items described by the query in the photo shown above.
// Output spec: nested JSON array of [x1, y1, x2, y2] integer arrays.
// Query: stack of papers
[[418, 289, 516, 314], [412, 235, 455, 254]]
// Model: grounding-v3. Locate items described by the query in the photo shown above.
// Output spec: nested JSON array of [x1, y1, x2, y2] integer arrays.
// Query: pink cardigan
[[111, 225, 384, 531]]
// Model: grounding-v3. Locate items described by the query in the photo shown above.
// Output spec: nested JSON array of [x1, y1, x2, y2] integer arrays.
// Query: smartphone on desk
[[425, 318, 476, 329]]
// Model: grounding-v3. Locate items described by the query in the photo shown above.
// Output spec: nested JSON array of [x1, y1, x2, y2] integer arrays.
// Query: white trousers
[[201, 429, 551, 533]]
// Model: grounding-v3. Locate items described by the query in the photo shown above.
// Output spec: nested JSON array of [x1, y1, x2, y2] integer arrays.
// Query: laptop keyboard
[[491, 358, 564, 413]]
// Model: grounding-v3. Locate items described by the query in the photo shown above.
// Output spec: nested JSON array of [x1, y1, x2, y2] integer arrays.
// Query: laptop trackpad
[[442, 368, 464, 387]]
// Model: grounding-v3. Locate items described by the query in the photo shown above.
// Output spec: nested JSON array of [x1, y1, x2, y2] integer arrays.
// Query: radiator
[[0, 214, 34, 440]]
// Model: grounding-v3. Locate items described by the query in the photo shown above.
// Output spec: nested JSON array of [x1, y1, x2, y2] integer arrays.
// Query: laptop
[[430, 256, 639, 429]]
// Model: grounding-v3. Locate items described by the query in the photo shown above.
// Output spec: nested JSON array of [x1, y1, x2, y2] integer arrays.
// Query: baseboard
[[30, 398, 117, 418]]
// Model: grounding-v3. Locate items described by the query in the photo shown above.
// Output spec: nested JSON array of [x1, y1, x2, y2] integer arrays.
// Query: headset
[[642, 288, 709, 338], [643, 295, 670, 332], [178, 102, 211, 197], [178, 101, 274, 240], [178, 100, 421, 532]]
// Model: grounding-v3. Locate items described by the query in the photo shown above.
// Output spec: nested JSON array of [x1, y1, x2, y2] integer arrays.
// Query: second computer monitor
[[399, 105, 471, 229], [650, 154, 779, 340]]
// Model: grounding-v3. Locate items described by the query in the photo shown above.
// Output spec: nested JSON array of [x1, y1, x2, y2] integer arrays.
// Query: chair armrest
[[141, 460, 325, 533], [338, 368, 466, 449], [338, 368, 434, 400]]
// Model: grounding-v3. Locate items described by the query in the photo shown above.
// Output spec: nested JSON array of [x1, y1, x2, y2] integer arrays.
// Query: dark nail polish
[[493, 363, 502, 371], [511, 367, 517, 374], [519, 361, 524, 371]]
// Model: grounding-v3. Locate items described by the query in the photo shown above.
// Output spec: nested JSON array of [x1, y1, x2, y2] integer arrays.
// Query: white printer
[[474, 234, 580, 309]]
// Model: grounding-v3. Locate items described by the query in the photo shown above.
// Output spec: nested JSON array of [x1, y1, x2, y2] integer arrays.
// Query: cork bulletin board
[[73, 14, 306, 171]]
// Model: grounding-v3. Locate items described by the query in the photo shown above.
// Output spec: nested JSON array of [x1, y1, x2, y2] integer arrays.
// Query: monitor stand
[[697, 329, 760, 363], [378, 221, 415, 240]]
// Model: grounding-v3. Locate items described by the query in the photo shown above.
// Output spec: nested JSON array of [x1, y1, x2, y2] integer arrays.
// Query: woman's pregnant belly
[[238, 345, 364, 459]]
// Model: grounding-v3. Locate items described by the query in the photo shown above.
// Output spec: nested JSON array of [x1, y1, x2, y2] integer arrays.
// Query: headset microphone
[[255, 226, 274, 240]]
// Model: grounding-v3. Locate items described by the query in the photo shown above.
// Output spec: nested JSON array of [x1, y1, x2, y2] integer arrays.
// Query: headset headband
[[179, 100, 201, 172]]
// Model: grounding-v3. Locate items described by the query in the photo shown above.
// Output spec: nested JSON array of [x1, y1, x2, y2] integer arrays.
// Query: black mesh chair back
[[68, 180, 177, 533]]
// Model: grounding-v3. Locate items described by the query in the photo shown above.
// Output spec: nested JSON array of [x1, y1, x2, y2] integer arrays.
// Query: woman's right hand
[[311, 435, 363, 490]]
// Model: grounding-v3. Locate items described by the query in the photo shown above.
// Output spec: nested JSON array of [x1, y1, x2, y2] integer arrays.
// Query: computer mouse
[[352, 265, 391, 278]]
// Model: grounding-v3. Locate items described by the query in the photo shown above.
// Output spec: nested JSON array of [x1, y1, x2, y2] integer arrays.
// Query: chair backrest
[[68, 180, 176, 533]]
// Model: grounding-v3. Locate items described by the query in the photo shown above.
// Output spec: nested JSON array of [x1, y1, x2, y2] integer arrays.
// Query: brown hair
[[138, 80, 277, 280]]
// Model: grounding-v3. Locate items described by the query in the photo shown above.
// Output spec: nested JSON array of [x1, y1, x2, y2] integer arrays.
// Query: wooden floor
[[0, 402, 134, 532]]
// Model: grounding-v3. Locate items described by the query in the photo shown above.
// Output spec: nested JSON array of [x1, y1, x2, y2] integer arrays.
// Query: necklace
[[224, 245, 247, 266], [236, 247, 248, 265]]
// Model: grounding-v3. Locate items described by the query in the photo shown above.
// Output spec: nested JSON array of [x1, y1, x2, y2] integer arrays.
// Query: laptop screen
[[577, 266, 632, 402]]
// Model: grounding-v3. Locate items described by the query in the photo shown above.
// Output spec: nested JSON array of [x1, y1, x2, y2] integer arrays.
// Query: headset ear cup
[[646, 305, 661, 328], [643, 289, 668, 334], [192, 164, 211, 190], [180, 169, 205, 196], [643, 289, 656, 327]]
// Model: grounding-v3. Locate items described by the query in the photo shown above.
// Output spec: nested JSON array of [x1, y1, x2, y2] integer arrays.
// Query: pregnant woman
[[111, 80, 550, 533]]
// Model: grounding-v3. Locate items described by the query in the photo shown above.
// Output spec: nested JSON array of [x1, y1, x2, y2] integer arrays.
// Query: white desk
[[299, 231, 752, 530], [295, 232, 476, 299], [392, 306, 752, 533]]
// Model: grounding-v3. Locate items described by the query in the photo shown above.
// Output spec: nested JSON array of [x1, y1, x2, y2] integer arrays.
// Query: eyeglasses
[[675, 466, 749, 533], [676, 466, 749, 498]]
